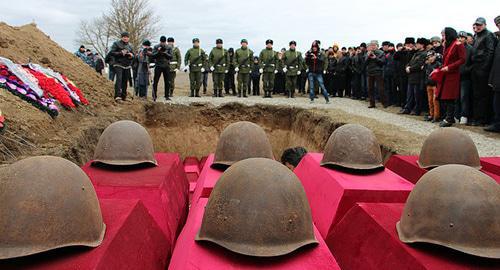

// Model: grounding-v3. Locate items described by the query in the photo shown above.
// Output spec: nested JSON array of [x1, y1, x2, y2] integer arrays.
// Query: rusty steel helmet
[[211, 121, 274, 170], [92, 120, 157, 166], [397, 164, 500, 259], [320, 124, 383, 171], [0, 156, 106, 259], [197, 158, 318, 257], [417, 127, 480, 169]]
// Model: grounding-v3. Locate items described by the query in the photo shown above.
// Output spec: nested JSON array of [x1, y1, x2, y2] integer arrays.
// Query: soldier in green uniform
[[282, 41, 304, 98], [234, 39, 254, 98], [167, 37, 181, 97], [184, 38, 207, 97], [259, 39, 278, 98], [209, 39, 229, 98]]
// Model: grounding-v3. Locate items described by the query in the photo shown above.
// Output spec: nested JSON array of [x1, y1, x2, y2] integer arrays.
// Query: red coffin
[[480, 157, 500, 177], [191, 154, 223, 204], [328, 203, 499, 270], [0, 199, 169, 270], [183, 156, 201, 201], [293, 153, 414, 240], [81, 153, 189, 262], [386, 155, 500, 184], [168, 198, 341, 270]]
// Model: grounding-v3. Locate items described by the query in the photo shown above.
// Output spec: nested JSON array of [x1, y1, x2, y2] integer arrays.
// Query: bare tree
[[75, 0, 160, 54], [75, 16, 113, 57]]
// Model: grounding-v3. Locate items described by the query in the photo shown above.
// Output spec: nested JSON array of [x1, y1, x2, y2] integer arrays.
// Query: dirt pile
[[0, 22, 143, 164]]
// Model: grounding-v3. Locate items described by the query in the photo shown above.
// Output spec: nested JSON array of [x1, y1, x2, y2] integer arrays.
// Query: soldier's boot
[[219, 89, 224, 98], [290, 89, 295, 98], [195, 89, 201, 97], [189, 89, 195, 97], [237, 88, 242, 98], [243, 89, 248, 98]]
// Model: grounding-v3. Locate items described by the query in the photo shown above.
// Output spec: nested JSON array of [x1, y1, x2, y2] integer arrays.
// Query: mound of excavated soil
[[0, 22, 143, 164]]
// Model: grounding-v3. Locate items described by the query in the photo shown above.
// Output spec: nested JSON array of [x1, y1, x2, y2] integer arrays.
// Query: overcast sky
[[2, 0, 499, 54]]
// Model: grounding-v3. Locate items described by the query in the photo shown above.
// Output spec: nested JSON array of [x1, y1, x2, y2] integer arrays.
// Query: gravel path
[[160, 95, 500, 156]]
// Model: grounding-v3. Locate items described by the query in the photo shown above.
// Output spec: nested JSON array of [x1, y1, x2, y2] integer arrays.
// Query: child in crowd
[[424, 50, 442, 122]]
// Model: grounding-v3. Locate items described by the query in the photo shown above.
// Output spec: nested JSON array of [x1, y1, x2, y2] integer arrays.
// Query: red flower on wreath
[[27, 69, 76, 108], [61, 74, 89, 105]]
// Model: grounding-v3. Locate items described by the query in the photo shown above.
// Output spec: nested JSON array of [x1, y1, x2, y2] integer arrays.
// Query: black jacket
[[425, 60, 442, 86], [365, 49, 385, 76], [336, 55, 350, 74], [460, 43, 473, 80], [489, 32, 500, 92], [471, 29, 497, 77], [305, 51, 326, 74], [383, 51, 396, 77], [351, 53, 364, 74], [406, 49, 426, 84], [110, 40, 134, 67], [326, 57, 337, 73], [394, 49, 415, 78], [152, 44, 173, 68]]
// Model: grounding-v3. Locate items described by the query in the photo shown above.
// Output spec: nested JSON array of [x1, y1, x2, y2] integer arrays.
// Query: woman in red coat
[[433, 27, 466, 127]]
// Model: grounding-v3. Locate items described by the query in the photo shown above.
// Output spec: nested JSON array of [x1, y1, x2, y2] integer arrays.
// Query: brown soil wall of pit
[[143, 103, 393, 162]]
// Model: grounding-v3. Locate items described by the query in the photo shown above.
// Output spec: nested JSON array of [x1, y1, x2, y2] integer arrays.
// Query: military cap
[[494, 15, 500, 25], [289, 40, 297, 46], [474, 17, 486, 25], [192, 38, 200, 43], [142, 39, 151, 46], [458, 31, 468, 38], [121, 31, 129, 37], [216, 38, 223, 44], [167, 37, 174, 42], [266, 39, 273, 45], [160, 36, 167, 42], [241, 39, 248, 44]]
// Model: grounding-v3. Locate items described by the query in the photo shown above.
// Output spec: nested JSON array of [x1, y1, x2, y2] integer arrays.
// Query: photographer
[[305, 41, 330, 104], [365, 40, 387, 108], [152, 36, 173, 101], [109, 31, 134, 101], [136, 40, 153, 99]]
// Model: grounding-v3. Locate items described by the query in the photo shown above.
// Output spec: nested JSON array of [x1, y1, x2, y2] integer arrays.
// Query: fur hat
[[404, 37, 415, 45]]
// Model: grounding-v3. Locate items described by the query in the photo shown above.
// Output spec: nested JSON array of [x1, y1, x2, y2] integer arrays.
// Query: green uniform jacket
[[283, 49, 304, 76], [234, 47, 254, 74], [184, 47, 207, 72], [209, 47, 229, 74], [259, 48, 278, 73], [169, 47, 182, 71]]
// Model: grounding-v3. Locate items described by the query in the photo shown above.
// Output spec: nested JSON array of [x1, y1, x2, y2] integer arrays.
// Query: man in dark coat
[[394, 38, 416, 108], [470, 17, 497, 126], [109, 32, 134, 101], [400, 38, 428, 115], [365, 40, 387, 108], [485, 16, 500, 132], [224, 48, 236, 95], [384, 43, 397, 106], [152, 36, 173, 101], [457, 31, 474, 124]]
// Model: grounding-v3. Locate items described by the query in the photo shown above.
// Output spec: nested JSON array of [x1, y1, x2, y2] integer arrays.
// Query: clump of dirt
[[0, 22, 144, 164], [143, 102, 399, 162]]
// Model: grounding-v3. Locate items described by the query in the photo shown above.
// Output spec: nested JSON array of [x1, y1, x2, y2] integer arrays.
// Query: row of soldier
[[105, 33, 330, 103]]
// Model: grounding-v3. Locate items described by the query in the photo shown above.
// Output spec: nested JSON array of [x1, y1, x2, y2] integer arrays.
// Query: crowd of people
[[75, 16, 500, 132], [74, 45, 105, 75]]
